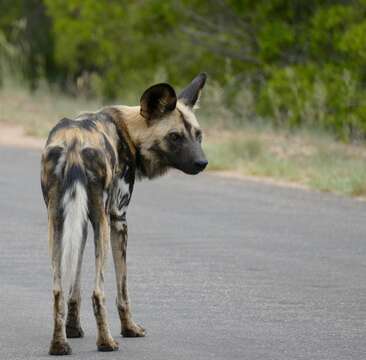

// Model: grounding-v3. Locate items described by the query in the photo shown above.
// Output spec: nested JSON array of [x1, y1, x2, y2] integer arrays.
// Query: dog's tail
[[59, 142, 88, 291]]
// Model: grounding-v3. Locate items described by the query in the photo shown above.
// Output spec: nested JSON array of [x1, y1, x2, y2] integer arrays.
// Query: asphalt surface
[[0, 146, 366, 360]]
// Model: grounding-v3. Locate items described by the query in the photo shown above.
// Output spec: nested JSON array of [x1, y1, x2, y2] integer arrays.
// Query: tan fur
[[113, 101, 199, 146]]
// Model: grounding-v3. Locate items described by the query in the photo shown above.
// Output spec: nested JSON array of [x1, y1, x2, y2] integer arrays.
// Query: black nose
[[194, 159, 208, 171]]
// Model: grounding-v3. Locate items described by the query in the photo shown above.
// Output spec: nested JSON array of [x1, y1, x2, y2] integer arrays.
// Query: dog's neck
[[116, 106, 147, 145], [103, 105, 169, 179]]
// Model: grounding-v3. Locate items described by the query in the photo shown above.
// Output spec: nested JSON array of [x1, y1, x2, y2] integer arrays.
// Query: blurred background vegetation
[[1, 0, 366, 196]]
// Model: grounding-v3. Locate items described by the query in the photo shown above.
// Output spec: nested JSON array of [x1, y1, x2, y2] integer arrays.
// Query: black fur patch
[[123, 164, 135, 196], [79, 118, 97, 131], [46, 146, 63, 164], [178, 72, 207, 107], [140, 83, 177, 121], [178, 110, 193, 137], [110, 213, 127, 222], [97, 112, 115, 126], [81, 148, 107, 186], [63, 164, 87, 194]]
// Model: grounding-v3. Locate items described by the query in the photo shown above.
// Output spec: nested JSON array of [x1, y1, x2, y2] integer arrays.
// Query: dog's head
[[138, 73, 208, 176]]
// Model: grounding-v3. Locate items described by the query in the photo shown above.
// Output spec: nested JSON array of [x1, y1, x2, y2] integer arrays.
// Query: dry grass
[[0, 81, 103, 137], [203, 128, 366, 197], [1, 80, 366, 197]]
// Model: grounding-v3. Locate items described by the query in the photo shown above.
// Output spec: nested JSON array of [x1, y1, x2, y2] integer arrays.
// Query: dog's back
[[41, 112, 120, 194]]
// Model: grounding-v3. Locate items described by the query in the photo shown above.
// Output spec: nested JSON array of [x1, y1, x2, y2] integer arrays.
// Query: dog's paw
[[97, 337, 119, 352], [121, 322, 146, 337], [49, 340, 72, 355]]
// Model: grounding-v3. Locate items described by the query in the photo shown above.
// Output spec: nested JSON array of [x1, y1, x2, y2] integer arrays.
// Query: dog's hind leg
[[48, 207, 72, 356], [89, 191, 119, 352], [66, 222, 87, 338], [49, 156, 88, 354], [110, 217, 145, 337]]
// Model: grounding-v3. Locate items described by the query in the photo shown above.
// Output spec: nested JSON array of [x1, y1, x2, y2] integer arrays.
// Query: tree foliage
[[1, 0, 366, 140]]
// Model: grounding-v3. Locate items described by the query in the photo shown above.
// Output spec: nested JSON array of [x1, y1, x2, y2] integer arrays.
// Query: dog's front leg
[[110, 217, 146, 337]]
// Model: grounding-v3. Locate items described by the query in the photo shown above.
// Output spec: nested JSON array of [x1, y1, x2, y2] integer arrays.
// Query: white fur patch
[[110, 176, 130, 216], [61, 182, 88, 291], [54, 152, 66, 177]]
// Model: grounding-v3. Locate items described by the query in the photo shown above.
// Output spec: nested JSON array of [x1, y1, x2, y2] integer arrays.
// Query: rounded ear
[[178, 72, 207, 108], [140, 83, 177, 123]]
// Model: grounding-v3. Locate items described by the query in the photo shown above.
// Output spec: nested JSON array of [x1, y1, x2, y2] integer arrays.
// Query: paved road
[[0, 146, 365, 360]]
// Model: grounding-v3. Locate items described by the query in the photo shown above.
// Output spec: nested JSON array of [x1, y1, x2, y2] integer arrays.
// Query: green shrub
[[258, 64, 366, 141]]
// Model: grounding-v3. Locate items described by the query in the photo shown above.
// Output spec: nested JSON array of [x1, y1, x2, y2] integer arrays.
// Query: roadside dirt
[[209, 170, 311, 191], [0, 123, 44, 149]]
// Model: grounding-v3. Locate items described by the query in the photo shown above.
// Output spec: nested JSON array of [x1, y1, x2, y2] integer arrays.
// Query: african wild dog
[[41, 73, 208, 355]]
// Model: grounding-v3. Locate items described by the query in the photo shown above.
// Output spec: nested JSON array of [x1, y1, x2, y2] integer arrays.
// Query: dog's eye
[[195, 130, 203, 143], [168, 132, 182, 142]]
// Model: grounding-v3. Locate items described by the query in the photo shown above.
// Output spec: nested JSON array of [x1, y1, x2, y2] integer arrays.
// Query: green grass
[[1, 80, 366, 198], [203, 130, 366, 197]]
